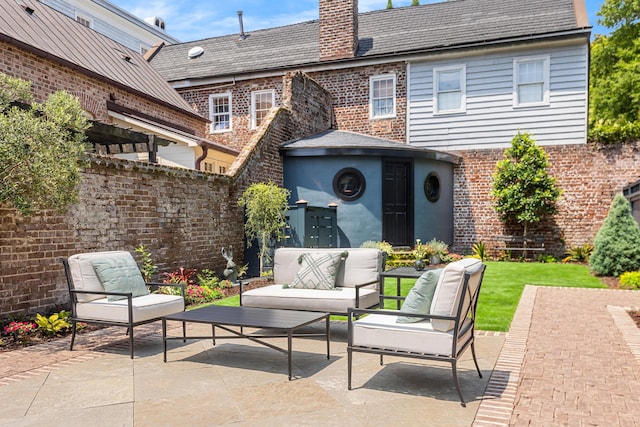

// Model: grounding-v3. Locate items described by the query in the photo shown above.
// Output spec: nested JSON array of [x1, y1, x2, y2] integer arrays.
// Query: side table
[[379, 266, 431, 309]]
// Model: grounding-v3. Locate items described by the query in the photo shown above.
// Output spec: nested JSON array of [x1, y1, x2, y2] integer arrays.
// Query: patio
[[1, 286, 640, 426]]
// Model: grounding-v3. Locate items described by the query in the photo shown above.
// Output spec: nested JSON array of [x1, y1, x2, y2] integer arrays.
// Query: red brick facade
[[452, 142, 640, 256], [178, 62, 407, 151], [0, 71, 333, 317], [0, 40, 206, 136]]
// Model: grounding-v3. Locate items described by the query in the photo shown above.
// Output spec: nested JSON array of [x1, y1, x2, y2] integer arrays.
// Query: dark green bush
[[589, 194, 640, 276]]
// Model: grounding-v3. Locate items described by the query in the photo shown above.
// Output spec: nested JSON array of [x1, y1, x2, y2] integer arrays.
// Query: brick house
[[149, 0, 594, 251], [0, 0, 237, 173]]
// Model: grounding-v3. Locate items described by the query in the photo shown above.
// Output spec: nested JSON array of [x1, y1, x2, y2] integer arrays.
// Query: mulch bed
[[0, 279, 273, 354]]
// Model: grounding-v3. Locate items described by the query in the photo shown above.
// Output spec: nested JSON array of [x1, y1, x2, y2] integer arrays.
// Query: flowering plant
[[413, 239, 432, 260], [185, 284, 221, 305], [3, 321, 36, 342]]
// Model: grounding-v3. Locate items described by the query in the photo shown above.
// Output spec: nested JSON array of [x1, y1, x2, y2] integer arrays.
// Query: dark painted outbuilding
[[281, 130, 460, 248]]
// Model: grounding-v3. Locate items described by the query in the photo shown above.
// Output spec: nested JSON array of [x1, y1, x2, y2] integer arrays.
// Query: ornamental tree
[[589, 194, 640, 276], [491, 132, 561, 238], [238, 181, 290, 273], [0, 73, 90, 216]]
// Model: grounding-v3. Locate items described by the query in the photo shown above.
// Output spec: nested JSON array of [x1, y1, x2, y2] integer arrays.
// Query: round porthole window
[[333, 168, 366, 201], [424, 172, 441, 202]]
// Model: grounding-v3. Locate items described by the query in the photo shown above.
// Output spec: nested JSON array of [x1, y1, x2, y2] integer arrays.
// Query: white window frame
[[513, 55, 550, 107], [369, 74, 396, 119], [433, 64, 466, 115], [209, 93, 233, 133], [251, 89, 275, 129], [75, 12, 93, 28]]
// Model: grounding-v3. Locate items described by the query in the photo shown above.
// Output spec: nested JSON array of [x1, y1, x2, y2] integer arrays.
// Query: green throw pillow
[[91, 254, 149, 302], [289, 251, 348, 290], [396, 268, 442, 323]]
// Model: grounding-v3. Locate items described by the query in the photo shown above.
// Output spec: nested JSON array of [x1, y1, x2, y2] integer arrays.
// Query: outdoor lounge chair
[[347, 257, 486, 406], [61, 251, 185, 358]]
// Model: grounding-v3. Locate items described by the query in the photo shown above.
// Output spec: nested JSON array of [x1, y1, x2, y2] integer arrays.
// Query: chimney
[[319, 0, 358, 61]]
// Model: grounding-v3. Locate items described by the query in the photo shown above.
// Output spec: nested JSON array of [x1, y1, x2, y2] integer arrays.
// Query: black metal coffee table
[[162, 306, 330, 379]]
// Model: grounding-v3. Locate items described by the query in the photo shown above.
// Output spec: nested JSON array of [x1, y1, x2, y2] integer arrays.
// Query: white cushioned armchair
[[61, 251, 185, 358], [347, 257, 486, 406]]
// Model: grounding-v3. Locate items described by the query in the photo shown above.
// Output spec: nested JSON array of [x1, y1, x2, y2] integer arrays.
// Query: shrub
[[196, 269, 220, 288], [536, 254, 557, 263], [135, 244, 157, 282], [562, 244, 594, 263], [35, 311, 71, 336], [360, 240, 394, 258], [472, 241, 488, 261], [590, 194, 640, 276], [619, 271, 640, 290]]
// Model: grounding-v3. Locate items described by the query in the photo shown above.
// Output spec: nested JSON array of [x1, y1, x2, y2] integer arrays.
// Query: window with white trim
[[209, 93, 232, 132], [75, 13, 92, 28], [370, 74, 396, 119], [251, 90, 275, 129], [513, 56, 550, 106], [433, 65, 466, 114]]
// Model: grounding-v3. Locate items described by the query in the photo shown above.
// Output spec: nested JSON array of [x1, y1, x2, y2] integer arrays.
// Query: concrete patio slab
[[0, 321, 504, 426]]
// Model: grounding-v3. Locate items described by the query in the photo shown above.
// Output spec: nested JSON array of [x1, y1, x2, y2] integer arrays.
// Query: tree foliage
[[589, 0, 640, 143], [589, 194, 640, 276], [386, 0, 393, 9], [0, 74, 90, 216], [238, 182, 290, 273], [491, 132, 561, 237]]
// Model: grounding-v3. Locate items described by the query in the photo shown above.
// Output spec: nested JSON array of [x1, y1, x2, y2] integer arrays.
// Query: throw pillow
[[396, 268, 442, 323], [91, 253, 149, 302], [289, 251, 348, 290]]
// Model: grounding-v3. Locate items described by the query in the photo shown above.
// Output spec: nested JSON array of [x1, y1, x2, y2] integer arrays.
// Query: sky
[[108, 0, 610, 43]]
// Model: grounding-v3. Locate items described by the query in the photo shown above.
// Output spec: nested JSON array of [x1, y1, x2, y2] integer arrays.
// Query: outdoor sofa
[[239, 247, 386, 315]]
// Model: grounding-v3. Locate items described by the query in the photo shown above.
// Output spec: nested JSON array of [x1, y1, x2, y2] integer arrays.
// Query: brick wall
[[309, 63, 407, 142], [452, 142, 640, 256], [0, 157, 243, 315], [0, 40, 206, 136], [179, 62, 406, 150], [0, 71, 334, 317]]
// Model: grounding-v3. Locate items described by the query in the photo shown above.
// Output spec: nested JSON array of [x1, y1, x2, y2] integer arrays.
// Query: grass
[[209, 261, 607, 332]]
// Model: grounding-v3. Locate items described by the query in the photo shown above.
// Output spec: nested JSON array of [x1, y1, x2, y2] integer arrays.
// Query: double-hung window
[[513, 56, 549, 106], [370, 74, 396, 119], [251, 90, 275, 129], [209, 93, 232, 132], [433, 65, 466, 114]]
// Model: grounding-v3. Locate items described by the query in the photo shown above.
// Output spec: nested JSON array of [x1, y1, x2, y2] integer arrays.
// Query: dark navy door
[[382, 159, 413, 246]]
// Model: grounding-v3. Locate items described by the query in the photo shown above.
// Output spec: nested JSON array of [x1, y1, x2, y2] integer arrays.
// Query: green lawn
[[210, 261, 606, 332]]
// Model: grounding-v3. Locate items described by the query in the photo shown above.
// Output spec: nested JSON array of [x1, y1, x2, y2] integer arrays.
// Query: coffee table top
[[163, 306, 328, 329]]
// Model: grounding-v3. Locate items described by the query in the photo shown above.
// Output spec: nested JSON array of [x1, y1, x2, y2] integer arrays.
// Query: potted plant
[[425, 239, 448, 265], [238, 181, 291, 275]]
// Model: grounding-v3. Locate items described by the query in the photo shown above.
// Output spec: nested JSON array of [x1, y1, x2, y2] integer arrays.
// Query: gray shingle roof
[[281, 130, 460, 164], [150, 0, 588, 82], [0, 0, 200, 118]]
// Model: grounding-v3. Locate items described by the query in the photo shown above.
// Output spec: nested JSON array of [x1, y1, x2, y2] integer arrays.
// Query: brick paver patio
[[476, 286, 640, 427]]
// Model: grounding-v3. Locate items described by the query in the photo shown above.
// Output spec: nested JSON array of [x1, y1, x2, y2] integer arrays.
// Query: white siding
[[408, 43, 588, 150], [41, 0, 178, 53]]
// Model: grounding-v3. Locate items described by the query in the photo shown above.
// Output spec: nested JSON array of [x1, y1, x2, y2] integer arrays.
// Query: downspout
[[195, 143, 208, 171]]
